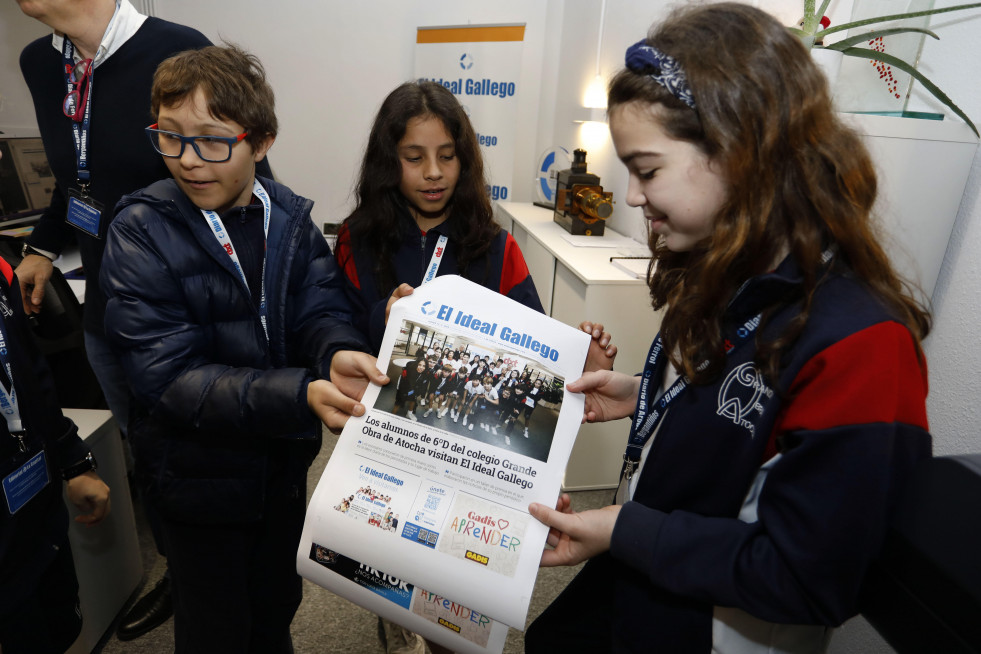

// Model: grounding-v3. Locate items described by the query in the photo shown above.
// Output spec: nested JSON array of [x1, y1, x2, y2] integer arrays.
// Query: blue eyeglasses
[[145, 124, 248, 163]]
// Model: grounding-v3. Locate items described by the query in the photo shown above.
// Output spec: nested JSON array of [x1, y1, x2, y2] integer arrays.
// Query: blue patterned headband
[[625, 40, 696, 110]]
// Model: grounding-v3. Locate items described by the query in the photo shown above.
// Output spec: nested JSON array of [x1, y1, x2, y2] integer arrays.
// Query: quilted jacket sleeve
[[284, 215, 370, 379]]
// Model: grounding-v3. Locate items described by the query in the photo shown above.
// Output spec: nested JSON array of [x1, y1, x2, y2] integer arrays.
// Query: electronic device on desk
[[0, 135, 53, 226], [552, 148, 613, 236]]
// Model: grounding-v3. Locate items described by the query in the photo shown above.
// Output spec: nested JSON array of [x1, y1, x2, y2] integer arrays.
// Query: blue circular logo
[[459, 53, 474, 70], [421, 301, 436, 315]]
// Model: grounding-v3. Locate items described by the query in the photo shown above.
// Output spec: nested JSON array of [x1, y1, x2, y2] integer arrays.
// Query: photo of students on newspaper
[[376, 319, 565, 463]]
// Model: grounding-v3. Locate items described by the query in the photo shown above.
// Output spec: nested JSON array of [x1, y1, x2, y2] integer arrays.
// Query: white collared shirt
[[51, 0, 147, 67]]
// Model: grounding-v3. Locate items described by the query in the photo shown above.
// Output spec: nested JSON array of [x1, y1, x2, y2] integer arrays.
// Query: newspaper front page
[[297, 275, 589, 653]]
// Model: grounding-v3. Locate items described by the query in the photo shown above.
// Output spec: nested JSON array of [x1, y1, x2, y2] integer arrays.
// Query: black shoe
[[116, 576, 173, 641]]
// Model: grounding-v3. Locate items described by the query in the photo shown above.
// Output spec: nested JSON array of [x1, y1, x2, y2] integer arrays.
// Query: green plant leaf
[[838, 45, 979, 137], [823, 27, 938, 51], [802, 0, 820, 33], [816, 0, 833, 23], [815, 2, 981, 39]]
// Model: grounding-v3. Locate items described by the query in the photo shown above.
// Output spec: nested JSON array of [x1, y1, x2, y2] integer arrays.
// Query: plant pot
[[811, 48, 844, 86]]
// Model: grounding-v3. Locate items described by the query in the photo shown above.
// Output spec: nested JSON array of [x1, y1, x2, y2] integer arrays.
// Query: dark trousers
[[527, 552, 713, 653], [156, 469, 307, 654], [0, 526, 82, 654], [525, 554, 618, 653]]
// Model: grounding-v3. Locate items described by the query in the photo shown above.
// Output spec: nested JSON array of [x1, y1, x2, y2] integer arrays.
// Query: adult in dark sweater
[[17, 1, 211, 335], [15, 0, 211, 641]]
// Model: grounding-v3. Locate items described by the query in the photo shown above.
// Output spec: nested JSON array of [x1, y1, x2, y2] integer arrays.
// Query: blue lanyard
[[623, 313, 761, 479], [200, 180, 272, 341], [62, 39, 93, 187], [622, 249, 832, 479], [0, 289, 24, 448], [422, 234, 449, 284]]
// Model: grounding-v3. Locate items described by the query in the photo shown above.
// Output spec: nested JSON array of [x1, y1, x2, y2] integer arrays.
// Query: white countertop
[[496, 201, 649, 285]]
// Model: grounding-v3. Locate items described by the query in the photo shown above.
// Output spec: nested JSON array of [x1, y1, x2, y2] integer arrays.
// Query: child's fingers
[[352, 352, 389, 384], [309, 380, 365, 431]]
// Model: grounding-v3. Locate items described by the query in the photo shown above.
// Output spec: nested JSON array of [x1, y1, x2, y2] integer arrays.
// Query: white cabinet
[[64, 409, 143, 654], [495, 201, 659, 490]]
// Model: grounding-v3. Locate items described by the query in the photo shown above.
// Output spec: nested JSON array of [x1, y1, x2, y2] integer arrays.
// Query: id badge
[[66, 188, 105, 238], [3, 450, 50, 515]]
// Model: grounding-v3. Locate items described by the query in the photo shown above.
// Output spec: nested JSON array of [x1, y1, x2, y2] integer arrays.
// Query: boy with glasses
[[16, 2, 216, 636], [100, 44, 384, 653]]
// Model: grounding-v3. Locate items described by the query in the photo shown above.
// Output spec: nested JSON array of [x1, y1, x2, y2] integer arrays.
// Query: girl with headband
[[525, 4, 931, 652]]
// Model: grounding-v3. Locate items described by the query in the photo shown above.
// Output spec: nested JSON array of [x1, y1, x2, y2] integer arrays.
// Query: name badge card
[[2, 450, 49, 515], [66, 189, 105, 238]]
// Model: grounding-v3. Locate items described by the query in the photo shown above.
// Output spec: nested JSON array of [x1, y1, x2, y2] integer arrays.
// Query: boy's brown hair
[[151, 44, 277, 149]]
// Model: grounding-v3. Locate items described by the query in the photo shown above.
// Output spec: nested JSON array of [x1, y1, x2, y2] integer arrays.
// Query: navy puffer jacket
[[101, 176, 368, 524]]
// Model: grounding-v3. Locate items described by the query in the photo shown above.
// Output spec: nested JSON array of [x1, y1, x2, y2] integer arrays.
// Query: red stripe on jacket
[[767, 321, 928, 459], [334, 224, 360, 289], [499, 232, 531, 296], [0, 256, 12, 286]]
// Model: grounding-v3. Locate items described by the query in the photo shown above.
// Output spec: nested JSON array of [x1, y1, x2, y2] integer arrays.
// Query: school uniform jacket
[[0, 258, 88, 616], [430, 373, 460, 398], [335, 208, 544, 353], [396, 364, 430, 402], [100, 177, 367, 524], [606, 255, 932, 651]]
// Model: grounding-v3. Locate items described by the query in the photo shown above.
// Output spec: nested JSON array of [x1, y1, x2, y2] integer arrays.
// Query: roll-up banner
[[415, 24, 525, 205]]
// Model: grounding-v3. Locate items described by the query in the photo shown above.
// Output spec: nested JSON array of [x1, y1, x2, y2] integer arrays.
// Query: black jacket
[[101, 177, 367, 524], [0, 257, 86, 614]]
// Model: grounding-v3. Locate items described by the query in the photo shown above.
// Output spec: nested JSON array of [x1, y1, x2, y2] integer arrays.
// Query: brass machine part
[[556, 184, 614, 224]]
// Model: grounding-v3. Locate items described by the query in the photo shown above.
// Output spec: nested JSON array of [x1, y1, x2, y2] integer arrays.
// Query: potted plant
[[790, 0, 981, 136]]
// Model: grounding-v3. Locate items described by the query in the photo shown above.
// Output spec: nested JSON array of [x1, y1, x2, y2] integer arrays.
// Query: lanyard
[[62, 39, 93, 187], [0, 289, 25, 450], [422, 234, 449, 284], [621, 248, 833, 480], [200, 179, 272, 341], [622, 312, 761, 479]]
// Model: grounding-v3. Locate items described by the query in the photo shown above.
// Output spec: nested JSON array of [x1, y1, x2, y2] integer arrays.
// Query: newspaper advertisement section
[[298, 275, 589, 653]]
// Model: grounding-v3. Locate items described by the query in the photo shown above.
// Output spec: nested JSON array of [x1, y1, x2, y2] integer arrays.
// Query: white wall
[[0, 6, 50, 135], [910, 3, 981, 457], [151, 0, 552, 228]]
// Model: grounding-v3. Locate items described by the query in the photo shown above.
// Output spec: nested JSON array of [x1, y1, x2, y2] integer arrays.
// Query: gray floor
[[98, 430, 612, 653]]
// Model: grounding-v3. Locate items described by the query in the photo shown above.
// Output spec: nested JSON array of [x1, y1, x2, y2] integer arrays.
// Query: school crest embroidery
[[716, 362, 773, 437]]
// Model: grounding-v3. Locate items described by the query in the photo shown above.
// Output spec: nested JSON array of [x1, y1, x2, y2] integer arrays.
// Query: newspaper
[[297, 275, 589, 653]]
